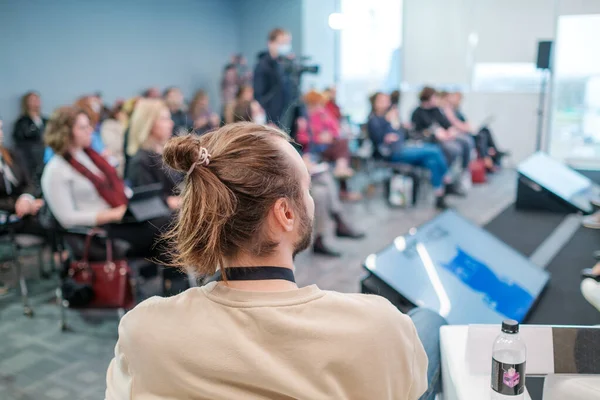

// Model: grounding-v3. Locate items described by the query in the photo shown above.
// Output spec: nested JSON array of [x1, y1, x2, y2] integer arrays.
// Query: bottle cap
[[501, 319, 519, 334]]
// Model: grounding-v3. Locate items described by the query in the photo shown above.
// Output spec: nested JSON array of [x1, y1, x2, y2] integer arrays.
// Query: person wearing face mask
[[253, 28, 294, 126]]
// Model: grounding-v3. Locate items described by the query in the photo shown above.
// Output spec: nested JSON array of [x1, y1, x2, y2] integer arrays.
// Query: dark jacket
[[253, 51, 290, 124], [367, 114, 406, 159], [0, 149, 36, 213], [410, 106, 452, 132], [13, 115, 47, 185], [126, 149, 182, 201], [171, 109, 191, 136]]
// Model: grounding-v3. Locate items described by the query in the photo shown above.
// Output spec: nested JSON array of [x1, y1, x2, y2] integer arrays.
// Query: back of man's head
[[163, 123, 312, 277]]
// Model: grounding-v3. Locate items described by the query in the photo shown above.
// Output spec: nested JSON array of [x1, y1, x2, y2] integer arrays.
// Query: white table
[[440, 325, 532, 400]]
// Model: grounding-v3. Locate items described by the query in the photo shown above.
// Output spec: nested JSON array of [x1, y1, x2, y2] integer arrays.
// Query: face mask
[[254, 113, 267, 125], [278, 43, 292, 56]]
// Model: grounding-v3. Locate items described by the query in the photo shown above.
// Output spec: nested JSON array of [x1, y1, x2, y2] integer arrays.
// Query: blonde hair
[[127, 98, 168, 156]]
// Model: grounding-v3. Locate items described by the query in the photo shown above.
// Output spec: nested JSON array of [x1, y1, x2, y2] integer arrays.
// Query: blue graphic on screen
[[442, 248, 534, 321], [364, 210, 550, 324]]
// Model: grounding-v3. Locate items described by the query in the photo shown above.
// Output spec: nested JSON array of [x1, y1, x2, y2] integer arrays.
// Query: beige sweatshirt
[[105, 282, 428, 400]]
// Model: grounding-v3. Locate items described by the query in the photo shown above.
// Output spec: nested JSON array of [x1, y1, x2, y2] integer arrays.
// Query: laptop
[[121, 184, 171, 223]]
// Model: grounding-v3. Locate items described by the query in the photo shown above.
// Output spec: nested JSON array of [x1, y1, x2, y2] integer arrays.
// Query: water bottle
[[491, 320, 527, 399]]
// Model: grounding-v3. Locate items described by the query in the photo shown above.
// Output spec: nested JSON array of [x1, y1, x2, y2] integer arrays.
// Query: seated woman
[[369, 92, 449, 209], [100, 101, 127, 177], [44, 96, 107, 164], [189, 90, 221, 135], [232, 108, 364, 256], [302, 90, 353, 178], [225, 85, 255, 124], [126, 99, 182, 210], [13, 91, 47, 190], [445, 91, 506, 169], [41, 106, 169, 261]]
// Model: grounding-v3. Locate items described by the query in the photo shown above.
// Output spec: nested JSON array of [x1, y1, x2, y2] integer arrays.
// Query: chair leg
[[56, 287, 70, 331], [14, 257, 33, 317]]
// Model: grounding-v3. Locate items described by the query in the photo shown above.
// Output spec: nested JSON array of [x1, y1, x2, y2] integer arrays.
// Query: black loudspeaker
[[536, 40, 553, 70], [515, 174, 584, 214]]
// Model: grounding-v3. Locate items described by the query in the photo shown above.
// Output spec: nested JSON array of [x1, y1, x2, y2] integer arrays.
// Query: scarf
[[64, 148, 128, 208]]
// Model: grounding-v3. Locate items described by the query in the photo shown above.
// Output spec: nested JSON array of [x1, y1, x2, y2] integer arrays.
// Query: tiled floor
[[0, 169, 516, 400]]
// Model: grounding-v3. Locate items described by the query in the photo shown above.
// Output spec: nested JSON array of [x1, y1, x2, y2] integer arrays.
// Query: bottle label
[[491, 358, 526, 396]]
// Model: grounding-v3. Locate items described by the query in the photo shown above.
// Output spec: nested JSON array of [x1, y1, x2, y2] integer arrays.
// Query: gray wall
[[0, 0, 240, 144], [236, 0, 303, 71]]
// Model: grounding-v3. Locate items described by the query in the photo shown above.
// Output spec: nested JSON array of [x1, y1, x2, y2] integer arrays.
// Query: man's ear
[[272, 198, 295, 232]]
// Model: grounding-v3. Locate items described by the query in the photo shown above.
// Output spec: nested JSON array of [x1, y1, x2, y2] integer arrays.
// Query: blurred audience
[[369, 92, 449, 209], [164, 87, 190, 136], [126, 99, 182, 210], [221, 55, 252, 114], [323, 86, 342, 121], [13, 91, 47, 190], [301, 90, 353, 178], [189, 90, 220, 135], [232, 100, 266, 125], [0, 118, 45, 235], [411, 87, 472, 192], [443, 91, 506, 169], [225, 85, 254, 124], [100, 100, 127, 177], [42, 106, 169, 260], [143, 87, 161, 99]]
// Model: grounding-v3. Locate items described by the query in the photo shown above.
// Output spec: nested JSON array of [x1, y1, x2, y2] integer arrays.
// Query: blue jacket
[[253, 51, 291, 124], [367, 114, 406, 159]]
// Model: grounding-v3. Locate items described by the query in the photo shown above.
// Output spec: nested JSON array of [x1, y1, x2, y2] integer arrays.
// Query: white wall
[[301, 0, 337, 91], [402, 0, 556, 163]]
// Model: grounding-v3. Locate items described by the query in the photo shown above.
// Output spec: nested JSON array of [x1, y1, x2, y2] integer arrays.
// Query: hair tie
[[187, 147, 211, 176]]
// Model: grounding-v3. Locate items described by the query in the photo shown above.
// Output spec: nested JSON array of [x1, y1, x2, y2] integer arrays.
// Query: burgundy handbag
[[69, 229, 135, 309]]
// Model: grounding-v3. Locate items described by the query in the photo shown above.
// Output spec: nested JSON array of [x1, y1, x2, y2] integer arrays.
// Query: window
[[549, 14, 600, 169], [338, 0, 403, 122], [472, 62, 545, 93]]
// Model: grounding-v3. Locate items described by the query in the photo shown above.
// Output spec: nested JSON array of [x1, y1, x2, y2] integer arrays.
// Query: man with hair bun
[[106, 122, 446, 400]]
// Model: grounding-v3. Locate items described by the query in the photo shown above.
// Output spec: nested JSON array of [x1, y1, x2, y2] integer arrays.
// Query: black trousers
[[106, 216, 172, 263]]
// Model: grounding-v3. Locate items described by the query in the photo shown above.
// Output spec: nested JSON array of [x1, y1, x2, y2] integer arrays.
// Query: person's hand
[[384, 133, 400, 144], [109, 205, 127, 223], [194, 116, 208, 129], [209, 113, 221, 127], [166, 196, 182, 210], [319, 131, 334, 144], [31, 199, 44, 215], [15, 196, 34, 218]]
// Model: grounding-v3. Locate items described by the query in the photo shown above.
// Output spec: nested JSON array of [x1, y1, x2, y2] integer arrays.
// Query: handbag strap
[[82, 228, 114, 264]]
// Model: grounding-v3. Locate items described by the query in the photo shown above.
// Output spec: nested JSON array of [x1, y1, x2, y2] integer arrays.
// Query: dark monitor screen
[[363, 210, 550, 324], [518, 152, 594, 214]]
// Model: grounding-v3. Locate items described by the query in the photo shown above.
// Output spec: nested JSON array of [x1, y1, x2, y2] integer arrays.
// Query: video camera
[[279, 56, 320, 79]]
